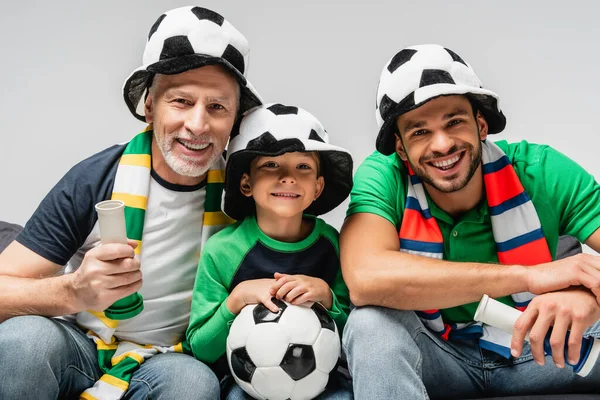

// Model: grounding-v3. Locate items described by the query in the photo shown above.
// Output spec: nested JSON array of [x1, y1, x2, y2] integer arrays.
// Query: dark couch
[[0, 221, 22, 253]]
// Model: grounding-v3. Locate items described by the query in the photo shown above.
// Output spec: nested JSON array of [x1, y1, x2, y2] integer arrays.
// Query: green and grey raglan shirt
[[186, 215, 350, 365]]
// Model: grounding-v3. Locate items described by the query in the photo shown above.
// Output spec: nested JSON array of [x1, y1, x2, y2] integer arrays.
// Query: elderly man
[[0, 6, 261, 399], [341, 44, 600, 398]]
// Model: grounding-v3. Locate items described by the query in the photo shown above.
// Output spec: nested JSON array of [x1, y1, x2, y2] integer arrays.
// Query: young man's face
[[240, 152, 324, 220], [395, 95, 488, 194], [144, 65, 239, 185]]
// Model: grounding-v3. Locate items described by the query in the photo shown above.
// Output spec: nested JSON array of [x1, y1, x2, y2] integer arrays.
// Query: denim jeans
[[223, 371, 353, 399], [0, 315, 220, 399], [343, 306, 600, 400]]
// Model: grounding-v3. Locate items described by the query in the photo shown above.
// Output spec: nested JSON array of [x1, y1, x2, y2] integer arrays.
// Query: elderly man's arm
[[340, 213, 600, 310], [0, 240, 141, 323]]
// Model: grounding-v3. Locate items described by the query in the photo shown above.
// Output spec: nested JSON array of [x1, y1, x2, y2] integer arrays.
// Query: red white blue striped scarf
[[399, 140, 552, 358]]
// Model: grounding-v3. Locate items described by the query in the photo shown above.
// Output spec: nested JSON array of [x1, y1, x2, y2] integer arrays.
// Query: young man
[[0, 6, 261, 399], [186, 103, 353, 399], [340, 44, 600, 398]]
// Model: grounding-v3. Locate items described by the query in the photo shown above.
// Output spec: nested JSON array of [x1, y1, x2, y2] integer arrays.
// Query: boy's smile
[[241, 151, 325, 228]]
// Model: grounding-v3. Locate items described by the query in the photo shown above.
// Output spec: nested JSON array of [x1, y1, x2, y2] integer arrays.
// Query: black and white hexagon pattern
[[227, 300, 341, 400], [143, 6, 249, 74], [228, 103, 329, 155], [375, 44, 482, 129]]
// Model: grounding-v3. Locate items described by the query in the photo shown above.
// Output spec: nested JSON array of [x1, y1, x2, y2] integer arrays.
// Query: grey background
[[1, 1, 599, 242]]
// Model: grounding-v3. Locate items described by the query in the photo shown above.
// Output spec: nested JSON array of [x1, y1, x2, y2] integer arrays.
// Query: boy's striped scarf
[[400, 140, 552, 358], [77, 129, 234, 400]]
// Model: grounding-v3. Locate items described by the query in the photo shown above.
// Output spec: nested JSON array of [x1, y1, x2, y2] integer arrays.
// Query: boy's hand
[[227, 278, 279, 315], [270, 273, 333, 309]]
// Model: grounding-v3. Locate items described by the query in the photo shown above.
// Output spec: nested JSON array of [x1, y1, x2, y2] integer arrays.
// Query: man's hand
[[226, 278, 278, 315], [269, 273, 333, 309], [511, 288, 600, 368], [69, 240, 142, 313], [526, 254, 600, 301]]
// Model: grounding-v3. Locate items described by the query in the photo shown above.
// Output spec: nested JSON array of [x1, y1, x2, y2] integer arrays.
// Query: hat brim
[[123, 54, 262, 122], [223, 140, 353, 221], [376, 87, 506, 155]]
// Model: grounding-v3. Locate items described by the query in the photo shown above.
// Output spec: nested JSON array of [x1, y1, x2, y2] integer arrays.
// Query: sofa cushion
[[0, 221, 23, 253]]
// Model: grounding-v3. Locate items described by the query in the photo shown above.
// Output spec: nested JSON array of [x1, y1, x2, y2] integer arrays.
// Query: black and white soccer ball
[[226, 299, 341, 400]]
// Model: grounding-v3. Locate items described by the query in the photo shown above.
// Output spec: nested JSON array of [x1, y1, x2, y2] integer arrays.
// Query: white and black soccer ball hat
[[224, 103, 353, 221], [375, 44, 506, 155], [123, 6, 263, 121]]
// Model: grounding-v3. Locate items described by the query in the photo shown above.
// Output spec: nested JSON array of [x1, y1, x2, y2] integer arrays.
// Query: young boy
[[186, 103, 354, 399]]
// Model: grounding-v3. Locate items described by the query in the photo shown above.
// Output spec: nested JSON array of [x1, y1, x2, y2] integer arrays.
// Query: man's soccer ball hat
[[375, 44, 506, 155], [123, 6, 263, 121]]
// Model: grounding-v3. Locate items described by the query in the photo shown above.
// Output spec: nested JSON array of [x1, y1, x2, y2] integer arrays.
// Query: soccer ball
[[226, 299, 341, 400]]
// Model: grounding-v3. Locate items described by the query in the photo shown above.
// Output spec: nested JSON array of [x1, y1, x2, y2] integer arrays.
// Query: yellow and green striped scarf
[[78, 129, 234, 400]]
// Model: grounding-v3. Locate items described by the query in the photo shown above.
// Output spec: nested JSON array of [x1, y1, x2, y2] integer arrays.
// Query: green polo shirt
[[347, 140, 600, 323]]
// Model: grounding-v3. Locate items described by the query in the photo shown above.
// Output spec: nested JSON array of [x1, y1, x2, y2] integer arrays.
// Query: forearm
[[0, 274, 79, 322], [344, 250, 529, 310], [187, 300, 236, 364]]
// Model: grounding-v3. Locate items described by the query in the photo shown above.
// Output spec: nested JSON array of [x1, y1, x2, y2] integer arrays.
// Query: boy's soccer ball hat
[[123, 6, 262, 121], [375, 44, 506, 155], [224, 103, 353, 220]]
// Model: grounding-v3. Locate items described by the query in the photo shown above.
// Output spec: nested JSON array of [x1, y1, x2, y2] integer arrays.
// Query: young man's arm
[[0, 240, 141, 323], [340, 213, 600, 310]]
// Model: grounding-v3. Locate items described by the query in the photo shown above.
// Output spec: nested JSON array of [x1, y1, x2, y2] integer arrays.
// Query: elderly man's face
[[144, 65, 239, 185]]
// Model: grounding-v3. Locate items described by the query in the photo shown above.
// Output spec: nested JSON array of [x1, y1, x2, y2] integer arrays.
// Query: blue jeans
[[343, 306, 600, 400], [223, 371, 353, 399], [0, 316, 220, 399]]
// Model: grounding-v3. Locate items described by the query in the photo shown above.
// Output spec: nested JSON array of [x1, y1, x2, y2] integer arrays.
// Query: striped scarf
[[78, 129, 234, 400], [400, 140, 551, 358]]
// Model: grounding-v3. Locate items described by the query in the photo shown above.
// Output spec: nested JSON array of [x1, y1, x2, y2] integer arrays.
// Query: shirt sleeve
[[16, 145, 122, 265], [318, 226, 351, 335], [535, 145, 600, 242], [328, 267, 350, 335], [346, 151, 403, 228], [186, 243, 236, 364]]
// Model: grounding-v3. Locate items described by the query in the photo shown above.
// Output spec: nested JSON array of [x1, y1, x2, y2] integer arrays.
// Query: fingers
[[283, 286, 307, 304], [275, 282, 299, 300], [269, 278, 288, 296], [107, 257, 141, 275], [567, 318, 586, 365], [548, 312, 570, 368], [262, 296, 280, 313], [290, 293, 312, 305], [106, 280, 144, 305], [127, 239, 139, 249], [511, 308, 537, 358], [274, 272, 287, 280], [528, 307, 555, 366], [578, 263, 600, 294], [105, 270, 143, 290], [91, 243, 136, 262]]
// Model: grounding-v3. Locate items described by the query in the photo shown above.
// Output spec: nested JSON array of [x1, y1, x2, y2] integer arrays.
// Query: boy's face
[[240, 152, 325, 220]]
